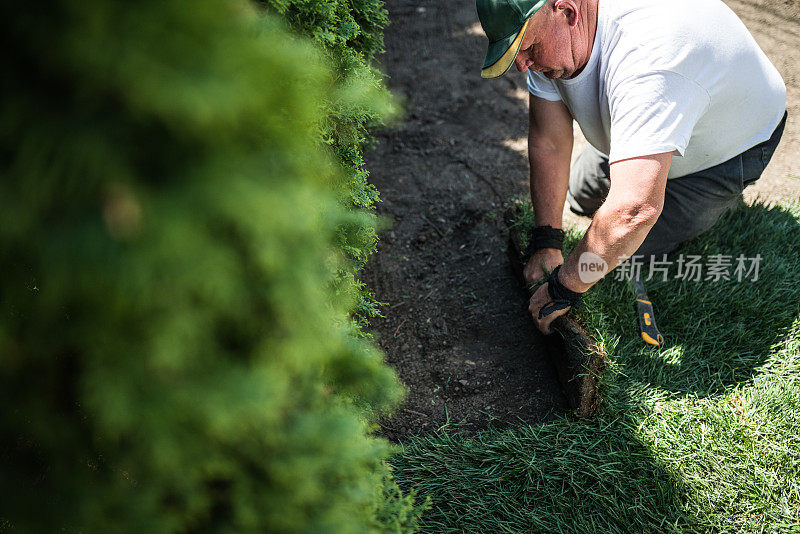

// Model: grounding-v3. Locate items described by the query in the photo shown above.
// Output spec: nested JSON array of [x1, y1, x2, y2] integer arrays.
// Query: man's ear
[[553, 0, 579, 26]]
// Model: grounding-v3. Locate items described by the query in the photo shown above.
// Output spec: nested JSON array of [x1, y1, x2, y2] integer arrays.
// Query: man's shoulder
[[600, 0, 749, 74]]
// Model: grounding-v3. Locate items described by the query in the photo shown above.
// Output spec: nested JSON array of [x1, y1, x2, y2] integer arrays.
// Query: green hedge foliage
[[0, 0, 420, 531], [260, 0, 396, 332]]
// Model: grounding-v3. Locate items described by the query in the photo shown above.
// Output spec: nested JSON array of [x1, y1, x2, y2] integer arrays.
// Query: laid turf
[[390, 199, 800, 532]]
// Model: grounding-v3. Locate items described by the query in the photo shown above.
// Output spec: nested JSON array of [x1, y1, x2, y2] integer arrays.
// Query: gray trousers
[[566, 113, 787, 258]]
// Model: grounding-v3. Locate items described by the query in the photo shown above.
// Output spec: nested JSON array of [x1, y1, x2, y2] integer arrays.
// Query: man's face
[[513, 4, 579, 79]]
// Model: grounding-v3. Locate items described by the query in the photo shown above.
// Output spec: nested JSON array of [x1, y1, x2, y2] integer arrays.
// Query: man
[[476, 0, 786, 334]]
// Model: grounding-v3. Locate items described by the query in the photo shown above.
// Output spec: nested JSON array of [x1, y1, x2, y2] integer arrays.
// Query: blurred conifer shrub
[[0, 0, 421, 531], [260, 0, 397, 332]]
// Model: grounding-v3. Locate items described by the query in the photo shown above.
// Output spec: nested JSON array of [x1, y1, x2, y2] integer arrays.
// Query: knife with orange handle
[[633, 276, 664, 346]]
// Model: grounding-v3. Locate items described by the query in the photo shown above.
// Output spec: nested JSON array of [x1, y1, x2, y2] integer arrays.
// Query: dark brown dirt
[[363, 0, 569, 441], [365, 0, 800, 442], [725, 0, 800, 203]]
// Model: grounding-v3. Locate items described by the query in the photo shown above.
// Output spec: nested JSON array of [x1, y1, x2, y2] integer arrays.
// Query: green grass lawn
[[390, 199, 800, 532]]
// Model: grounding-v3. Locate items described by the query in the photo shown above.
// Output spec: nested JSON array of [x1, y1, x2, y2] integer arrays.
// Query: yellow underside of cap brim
[[481, 18, 530, 79]]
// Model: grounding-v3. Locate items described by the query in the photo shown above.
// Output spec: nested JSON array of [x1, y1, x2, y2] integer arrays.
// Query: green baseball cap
[[476, 0, 548, 78]]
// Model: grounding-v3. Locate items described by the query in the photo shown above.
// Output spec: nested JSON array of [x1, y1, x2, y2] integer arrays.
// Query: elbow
[[611, 200, 663, 231]]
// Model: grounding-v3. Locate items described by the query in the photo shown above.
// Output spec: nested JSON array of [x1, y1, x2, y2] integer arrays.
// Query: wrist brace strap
[[538, 265, 584, 319], [526, 225, 565, 256]]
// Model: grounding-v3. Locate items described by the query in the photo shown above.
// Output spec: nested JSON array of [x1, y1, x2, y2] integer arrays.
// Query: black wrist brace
[[526, 225, 565, 256], [538, 265, 584, 319]]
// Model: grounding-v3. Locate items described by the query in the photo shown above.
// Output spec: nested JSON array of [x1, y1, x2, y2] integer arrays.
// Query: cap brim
[[481, 18, 530, 79]]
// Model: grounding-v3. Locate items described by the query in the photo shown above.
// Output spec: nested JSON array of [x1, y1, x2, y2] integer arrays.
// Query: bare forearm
[[559, 201, 659, 292], [529, 146, 571, 228], [527, 95, 573, 230], [528, 152, 672, 335], [555, 152, 671, 293]]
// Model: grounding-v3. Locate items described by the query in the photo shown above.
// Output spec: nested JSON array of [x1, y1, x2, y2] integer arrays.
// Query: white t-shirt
[[526, 0, 786, 179]]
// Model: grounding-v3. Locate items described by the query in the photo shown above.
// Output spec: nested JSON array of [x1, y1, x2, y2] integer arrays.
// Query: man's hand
[[523, 248, 563, 286], [528, 281, 569, 334]]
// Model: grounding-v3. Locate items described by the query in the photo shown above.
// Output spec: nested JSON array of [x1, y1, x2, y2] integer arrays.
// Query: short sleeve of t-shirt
[[608, 70, 710, 163], [526, 71, 562, 101]]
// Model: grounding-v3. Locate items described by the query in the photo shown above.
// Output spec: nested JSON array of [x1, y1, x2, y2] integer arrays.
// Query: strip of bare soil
[[363, 0, 569, 441]]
